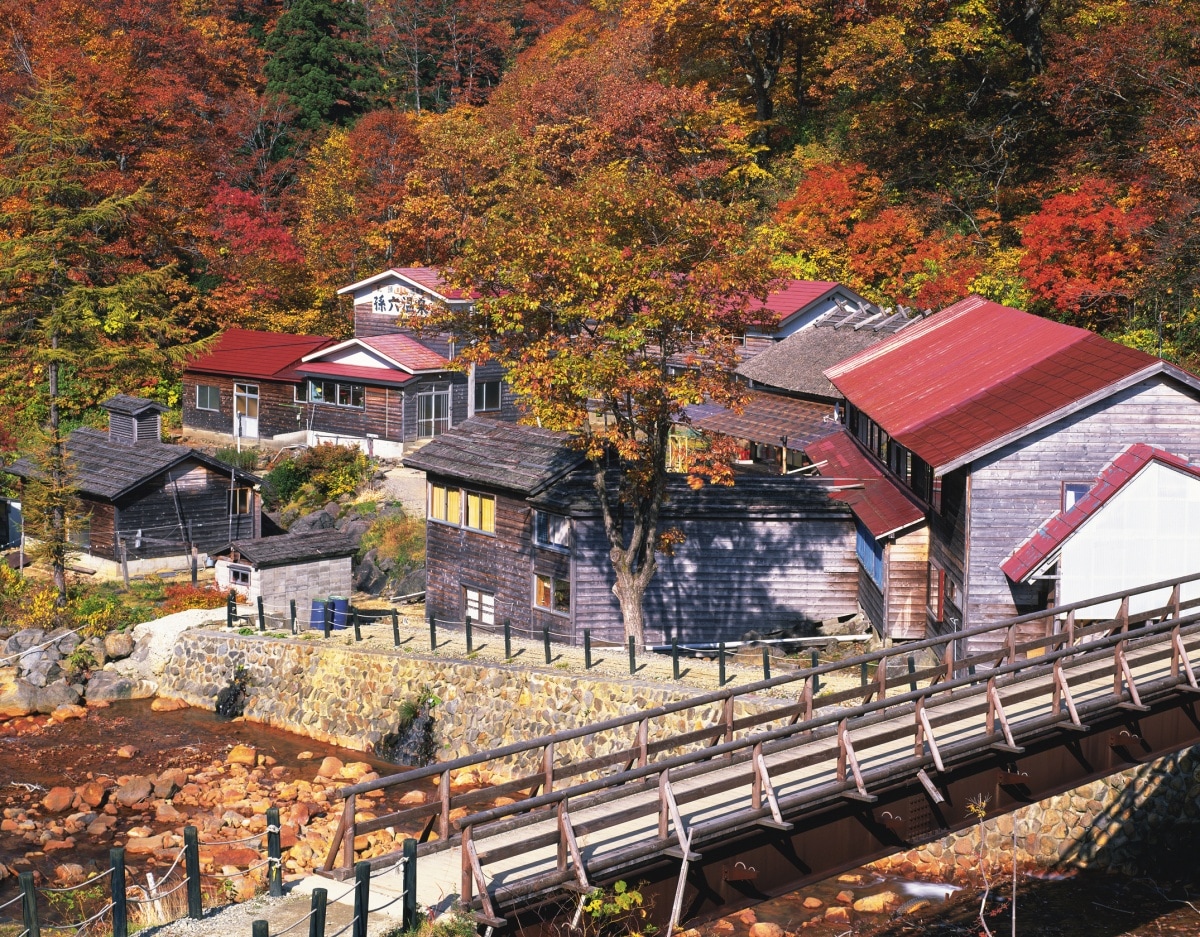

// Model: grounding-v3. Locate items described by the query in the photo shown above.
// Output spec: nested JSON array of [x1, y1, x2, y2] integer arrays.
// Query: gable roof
[[298, 334, 450, 387], [403, 419, 586, 495], [737, 303, 919, 399], [683, 390, 839, 449], [6, 428, 259, 501], [185, 329, 333, 382], [803, 429, 926, 539], [215, 530, 358, 569], [337, 266, 479, 303], [825, 296, 1200, 473], [101, 394, 168, 417], [1001, 444, 1200, 583]]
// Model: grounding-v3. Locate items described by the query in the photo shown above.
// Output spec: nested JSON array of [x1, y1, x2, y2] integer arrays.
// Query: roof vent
[[101, 394, 167, 445]]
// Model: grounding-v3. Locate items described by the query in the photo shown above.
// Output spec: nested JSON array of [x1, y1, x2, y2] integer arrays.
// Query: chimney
[[101, 395, 166, 445]]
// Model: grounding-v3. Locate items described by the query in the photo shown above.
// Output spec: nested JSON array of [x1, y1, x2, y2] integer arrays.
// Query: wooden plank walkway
[[320, 573, 1200, 928]]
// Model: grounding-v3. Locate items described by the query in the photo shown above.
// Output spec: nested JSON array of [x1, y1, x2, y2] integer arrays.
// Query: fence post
[[267, 806, 283, 897], [392, 609, 400, 647], [110, 846, 127, 937], [429, 612, 437, 651], [628, 636, 636, 675], [353, 860, 371, 937], [584, 630, 592, 670], [290, 599, 297, 635], [353, 608, 362, 642], [184, 825, 203, 919], [19, 870, 39, 937], [812, 651, 821, 694], [257, 596, 265, 631], [763, 646, 771, 681], [466, 615, 473, 654], [227, 593, 235, 629], [252, 920, 269, 937], [718, 642, 726, 687], [672, 639, 680, 680], [402, 838, 418, 930], [860, 661, 868, 686], [544, 627, 552, 665], [323, 603, 332, 639], [908, 653, 917, 693], [308, 888, 328, 937], [504, 619, 512, 660]]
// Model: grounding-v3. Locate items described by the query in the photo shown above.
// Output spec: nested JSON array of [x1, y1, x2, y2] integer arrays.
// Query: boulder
[[47, 629, 82, 656], [116, 745, 140, 759], [316, 757, 344, 779], [103, 632, 135, 660], [748, 923, 783, 937], [114, 777, 154, 807], [802, 897, 823, 910], [42, 787, 75, 813], [124, 835, 164, 855], [151, 696, 188, 712], [824, 906, 851, 924], [78, 782, 108, 808], [0, 668, 38, 718], [33, 681, 81, 714], [85, 670, 155, 703], [289, 509, 335, 534], [227, 744, 258, 767], [4, 629, 46, 655], [340, 518, 371, 543], [852, 891, 899, 914], [354, 552, 387, 595], [110, 607, 225, 682], [50, 704, 87, 722]]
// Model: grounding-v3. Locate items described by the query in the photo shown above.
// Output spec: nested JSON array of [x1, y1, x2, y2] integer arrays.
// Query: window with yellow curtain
[[465, 491, 496, 533], [429, 484, 462, 524]]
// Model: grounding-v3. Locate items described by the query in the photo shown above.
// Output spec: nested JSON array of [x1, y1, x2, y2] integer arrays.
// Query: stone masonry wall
[[157, 630, 773, 776]]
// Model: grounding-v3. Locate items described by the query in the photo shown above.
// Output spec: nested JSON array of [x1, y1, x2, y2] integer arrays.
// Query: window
[[230, 488, 254, 515], [428, 483, 461, 524], [464, 587, 495, 626], [855, 521, 884, 588], [465, 491, 495, 533], [534, 512, 570, 551], [196, 384, 220, 411], [306, 379, 363, 408], [1063, 482, 1091, 512], [535, 574, 571, 614], [474, 380, 502, 412], [929, 564, 944, 622], [417, 388, 451, 437], [229, 565, 251, 588]]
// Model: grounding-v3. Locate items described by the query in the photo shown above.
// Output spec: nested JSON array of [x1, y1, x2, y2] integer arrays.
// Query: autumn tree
[[0, 79, 186, 603]]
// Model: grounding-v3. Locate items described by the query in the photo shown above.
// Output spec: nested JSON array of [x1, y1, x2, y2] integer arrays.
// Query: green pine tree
[[0, 78, 186, 605], [264, 0, 384, 130]]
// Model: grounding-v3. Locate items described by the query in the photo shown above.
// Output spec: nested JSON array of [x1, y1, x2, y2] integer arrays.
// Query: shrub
[[161, 583, 232, 614], [71, 593, 135, 637], [266, 444, 374, 515], [215, 446, 260, 471], [360, 511, 425, 570], [262, 458, 305, 509]]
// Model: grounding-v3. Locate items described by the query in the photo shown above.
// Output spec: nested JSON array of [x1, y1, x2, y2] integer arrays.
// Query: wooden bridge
[[319, 572, 1200, 931]]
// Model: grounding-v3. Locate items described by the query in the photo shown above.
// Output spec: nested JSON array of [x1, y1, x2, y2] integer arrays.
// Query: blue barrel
[[310, 599, 327, 631], [328, 595, 350, 630]]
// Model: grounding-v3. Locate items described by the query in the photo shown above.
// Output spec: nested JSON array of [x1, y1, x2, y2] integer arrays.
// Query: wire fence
[[4, 812, 418, 937]]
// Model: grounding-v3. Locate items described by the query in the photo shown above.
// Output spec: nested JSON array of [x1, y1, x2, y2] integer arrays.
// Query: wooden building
[[824, 296, 1200, 653], [337, 267, 522, 424], [5, 396, 260, 577], [406, 419, 859, 647], [183, 328, 469, 457], [737, 281, 880, 363]]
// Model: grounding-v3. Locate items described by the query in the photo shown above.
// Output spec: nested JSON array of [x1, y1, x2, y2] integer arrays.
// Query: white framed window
[[534, 574, 571, 615], [229, 565, 251, 588], [534, 512, 570, 551], [465, 491, 496, 533], [464, 587, 495, 626], [417, 388, 451, 437], [196, 384, 220, 411], [474, 380, 502, 412], [428, 483, 462, 525], [306, 379, 364, 408]]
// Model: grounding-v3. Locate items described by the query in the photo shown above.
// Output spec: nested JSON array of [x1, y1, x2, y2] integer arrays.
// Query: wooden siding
[[858, 570, 884, 634], [308, 384, 407, 443], [886, 525, 929, 640], [113, 461, 257, 561], [86, 501, 116, 559], [182, 374, 303, 439], [962, 377, 1200, 652], [571, 515, 858, 646], [423, 476, 535, 633]]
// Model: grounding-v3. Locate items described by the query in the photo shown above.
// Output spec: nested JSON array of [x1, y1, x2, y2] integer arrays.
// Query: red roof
[[1001, 444, 1200, 582], [825, 296, 1166, 471], [360, 334, 450, 371], [750, 280, 840, 327], [295, 362, 418, 387], [392, 267, 479, 302], [185, 329, 333, 382], [803, 429, 926, 539]]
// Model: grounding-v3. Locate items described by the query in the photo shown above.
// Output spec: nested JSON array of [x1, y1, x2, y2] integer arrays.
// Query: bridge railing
[[322, 570, 1200, 878]]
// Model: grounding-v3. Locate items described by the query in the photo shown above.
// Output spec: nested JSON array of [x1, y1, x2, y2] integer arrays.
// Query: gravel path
[[137, 888, 401, 937]]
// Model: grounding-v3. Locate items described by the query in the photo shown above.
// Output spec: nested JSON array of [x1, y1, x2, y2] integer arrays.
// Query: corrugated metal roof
[[1001, 444, 1200, 582], [803, 429, 926, 539], [185, 329, 333, 382], [360, 334, 450, 371], [825, 296, 1165, 471], [750, 280, 838, 326], [683, 390, 839, 449], [295, 362, 419, 387]]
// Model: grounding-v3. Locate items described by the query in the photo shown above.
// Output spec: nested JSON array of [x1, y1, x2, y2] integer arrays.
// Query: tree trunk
[[48, 332, 67, 606]]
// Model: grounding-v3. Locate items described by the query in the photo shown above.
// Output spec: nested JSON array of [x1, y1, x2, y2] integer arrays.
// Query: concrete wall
[[214, 557, 352, 625]]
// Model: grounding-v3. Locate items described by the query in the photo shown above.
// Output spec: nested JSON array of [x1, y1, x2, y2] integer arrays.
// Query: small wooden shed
[[212, 530, 358, 627]]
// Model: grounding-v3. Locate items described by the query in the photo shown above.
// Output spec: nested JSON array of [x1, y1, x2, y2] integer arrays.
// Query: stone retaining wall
[[158, 630, 772, 775]]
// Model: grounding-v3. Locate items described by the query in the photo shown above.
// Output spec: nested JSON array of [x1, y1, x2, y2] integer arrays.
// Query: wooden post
[[119, 539, 130, 590], [718, 642, 726, 686], [584, 630, 592, 669], [20, 870, 40, 937], [308, 888, 327, 937], [504, 619, 511, 659], [439, 771, 451, 840], [353, 861, 371, 937], [227, 592, 236, 629], [402, 838, 418, 930], [763, 646, 771, 681], [392, 609, 400, 646], [672, 639, 680, 680], [184, 825, 203, 919], [190, 543, 198, 585], [253, 921, 269, 937], [466, 614, 473, 654], [629, 636, 636, 675], [429, 611, 436, 650], [257, 595, 265, 631], [110, 847, 127, 937], [267, 807, 282, 897], [290, 599, 297, 635], [544, 627, 552, 665], [342, 795, 357, 870], [353, 608, 362, 642]]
